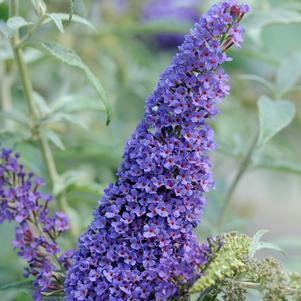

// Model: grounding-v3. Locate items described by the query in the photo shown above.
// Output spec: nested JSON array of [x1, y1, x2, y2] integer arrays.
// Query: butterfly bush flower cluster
[[0, 148, 71, 300], [65, 1, 248, 300]]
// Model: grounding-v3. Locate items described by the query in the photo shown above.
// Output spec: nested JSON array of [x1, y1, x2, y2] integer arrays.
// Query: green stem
[[235, 281, 299, 295], [9, 0, 77, 238], [0, 63, 14, 129], [217, 129, 259, 230], [9, 0, 58, 188], [9, 0, 18, 17]]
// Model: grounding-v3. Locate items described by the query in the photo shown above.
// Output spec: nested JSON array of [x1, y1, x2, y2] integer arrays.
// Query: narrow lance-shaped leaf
[[6, 17, 33, 37], [43, 13, 95, 31], [276, 52, 301, 96], [254, 155, 301, 176], [29, 42, 112, 125], [249, 229, 283, 258], [46, 13, 64, 33], [43, 128, 65, 150], [0, 110, 30, 126], [257, 95, 295, 147], [50, 94, 106, 113], [239, 74, 275, 95]]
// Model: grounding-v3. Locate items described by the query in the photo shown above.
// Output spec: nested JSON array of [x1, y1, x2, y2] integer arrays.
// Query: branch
[[217, 129, 259, 229]]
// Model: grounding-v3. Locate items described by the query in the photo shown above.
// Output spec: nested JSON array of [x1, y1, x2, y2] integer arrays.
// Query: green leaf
[[239, 74, 275, 95], [0, 131, 31, 146], [54, 169, 90, 196], [250, 230, 283, 258], [0, 280, 33, 292], [46, 13, 64, 33], [30, 42, 111, 125], [276, 52, 301, 96], [246, 9, 301, 43], [42, 111, 88, 129], [50, 95, 105, 113], [6, 17, 33, 37], [256, 242, 284, 255], [33, 92, 51, 116], [16, 143, 46, 176], [257, 96, 295, 147], [69, 181, 104, 196], [253, 155, 301, 176], [43, 129, 65, 150], [43, 13, 95, 31], [250, 229, 269, 257], [0, 110, 30, 126], [250, 9, 301, 28]]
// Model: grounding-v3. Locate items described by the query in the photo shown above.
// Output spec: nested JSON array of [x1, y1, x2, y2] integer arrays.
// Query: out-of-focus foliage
[[0, 0, 301, 300]]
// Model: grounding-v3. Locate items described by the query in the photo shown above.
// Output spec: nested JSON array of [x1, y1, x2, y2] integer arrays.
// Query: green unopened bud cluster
[[190, 232, 251, 293], [246, 258, 301, 301], [189, 232, 301, 301]]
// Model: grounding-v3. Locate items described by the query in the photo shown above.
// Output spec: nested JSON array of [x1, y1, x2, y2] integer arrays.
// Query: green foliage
[[244, 6, 301, 44], [6, 16, 32, 37], [249, 229, 283, 258], [43, 13, 95, 32], [276, 52, 301, 96], [257, 96, 295, 147], [30, 42, 111, 125]]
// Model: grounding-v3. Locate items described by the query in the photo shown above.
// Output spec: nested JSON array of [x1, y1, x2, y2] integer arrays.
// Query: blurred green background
[[0, 0, 301, 300]]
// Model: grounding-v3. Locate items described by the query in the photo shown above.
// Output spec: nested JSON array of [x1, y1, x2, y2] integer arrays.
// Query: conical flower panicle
[[0, 148, 71, 300], [65, 1, 248, 300]]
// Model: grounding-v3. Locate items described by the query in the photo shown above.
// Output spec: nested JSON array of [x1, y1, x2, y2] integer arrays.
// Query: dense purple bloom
[[141, 0, 200, 49], [65, 1, 248, 300], [0, 148, 70, 300]]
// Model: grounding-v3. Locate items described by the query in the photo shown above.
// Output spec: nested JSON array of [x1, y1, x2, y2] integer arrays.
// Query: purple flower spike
[[0, 148, 71, 300], [65, 1, 248, 300]]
